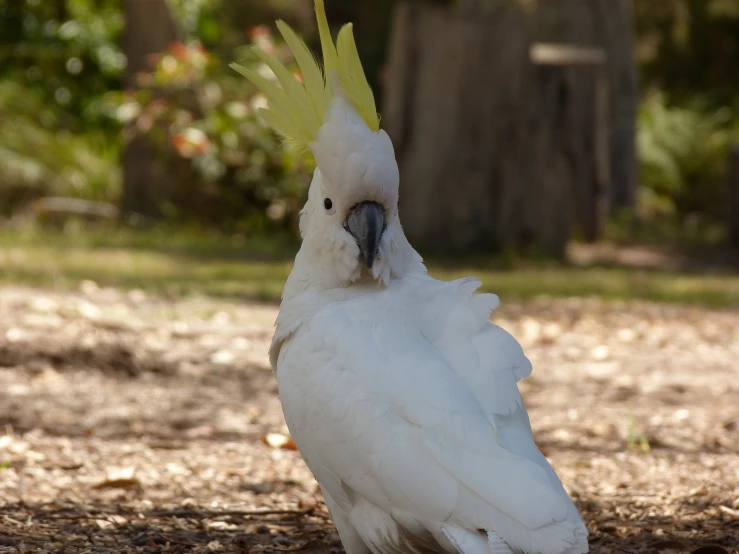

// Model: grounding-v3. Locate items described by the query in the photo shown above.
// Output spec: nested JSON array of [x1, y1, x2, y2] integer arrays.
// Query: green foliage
[[0, 0, 125, 130], [637, 96, 736, 222], [0, 81, 120, 214], [635, 0, 739, 110], [0, 0, 312, 235], [104, 32, 314, 234], [626, 413, 651, 455], [0, 0, 123, 212], [2, 0, 738, 246], [630, 0, 739, 239], [629, 0, 739, 242]]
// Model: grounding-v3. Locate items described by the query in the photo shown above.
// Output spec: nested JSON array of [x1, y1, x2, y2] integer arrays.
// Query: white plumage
[[248, 4, 588, 551], [272, 271, 588, 554], [267, 98, 588, 554]]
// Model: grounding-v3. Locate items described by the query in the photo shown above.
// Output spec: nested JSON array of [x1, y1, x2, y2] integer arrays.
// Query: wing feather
[[275, 277, 586, 554], [280, 309, 567, 528]]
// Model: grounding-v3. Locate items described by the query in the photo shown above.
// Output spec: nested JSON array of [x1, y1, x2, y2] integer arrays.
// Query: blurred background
[[1, 0, 739, 300]]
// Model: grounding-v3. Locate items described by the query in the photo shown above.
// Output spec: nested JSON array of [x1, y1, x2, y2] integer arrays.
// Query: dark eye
[[324, 198, 333, 211]]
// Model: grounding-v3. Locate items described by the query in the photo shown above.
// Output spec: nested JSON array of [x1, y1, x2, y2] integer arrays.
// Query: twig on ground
[[147, 507, 317, 518]]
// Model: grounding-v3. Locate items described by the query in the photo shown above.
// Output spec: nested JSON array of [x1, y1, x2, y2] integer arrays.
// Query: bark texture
[[384, 1, 619, 255], [730, 145, 739, 248], [535, 0, 638, 210], [121, 0, 182, 219]]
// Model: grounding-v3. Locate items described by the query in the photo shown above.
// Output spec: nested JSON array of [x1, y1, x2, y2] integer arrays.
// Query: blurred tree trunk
[[56, 0, 67, 22], [383, 1, 610, 256], [534, 0, 638, 211], [730, 146, 739, 249], [530, 45, 610, 242], [120, 0, 182, 220], [384, 2, 537, 253]]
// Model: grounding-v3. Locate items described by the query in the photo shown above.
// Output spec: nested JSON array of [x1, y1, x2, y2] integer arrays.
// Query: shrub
[[637, 96, 737, 222], [105, 29, 313, 235]]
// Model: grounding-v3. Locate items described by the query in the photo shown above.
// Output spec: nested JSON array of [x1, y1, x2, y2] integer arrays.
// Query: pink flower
[[172, 127, 210, 158], [247, 25, 275, 54], [147, 99, 169, 116], [247, 25, 271, 42], [169, 41, 189, 59]]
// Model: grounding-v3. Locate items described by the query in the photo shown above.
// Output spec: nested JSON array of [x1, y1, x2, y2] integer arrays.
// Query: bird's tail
[[441, 521, 588, 554]]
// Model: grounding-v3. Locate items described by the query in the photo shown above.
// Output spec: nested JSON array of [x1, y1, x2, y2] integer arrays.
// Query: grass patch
[[1, 227, 737, 307]]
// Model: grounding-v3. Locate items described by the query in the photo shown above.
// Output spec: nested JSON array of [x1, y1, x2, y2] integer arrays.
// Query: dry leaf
[[718, 504, 739, 517], [92, 468, 140, 490], [262, 433, 297, 450], [92, 477, 141, 490]]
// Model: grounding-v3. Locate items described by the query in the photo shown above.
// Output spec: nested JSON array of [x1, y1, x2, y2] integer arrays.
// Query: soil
[[0, 283, 737, 554]]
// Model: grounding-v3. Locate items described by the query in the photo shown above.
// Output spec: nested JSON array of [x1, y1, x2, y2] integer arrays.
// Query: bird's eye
[[324, 198, 333, 211]]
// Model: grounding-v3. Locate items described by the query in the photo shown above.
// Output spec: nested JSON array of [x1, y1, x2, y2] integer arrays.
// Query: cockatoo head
[[232, 0, 423, 295], [299, 95, 401, 280]]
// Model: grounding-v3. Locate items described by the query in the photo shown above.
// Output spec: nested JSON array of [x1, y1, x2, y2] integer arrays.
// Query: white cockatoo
[[232, 2, 589, 553]]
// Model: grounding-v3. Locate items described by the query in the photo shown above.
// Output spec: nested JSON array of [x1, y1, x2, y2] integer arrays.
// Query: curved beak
[[344, 201, 385, 269]]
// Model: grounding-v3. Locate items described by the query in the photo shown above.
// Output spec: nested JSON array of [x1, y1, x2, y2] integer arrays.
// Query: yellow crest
[[230, 0, 380, 151]]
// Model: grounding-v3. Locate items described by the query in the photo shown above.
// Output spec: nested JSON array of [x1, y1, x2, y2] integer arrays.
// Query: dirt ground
[[0, 283, 737, 554]]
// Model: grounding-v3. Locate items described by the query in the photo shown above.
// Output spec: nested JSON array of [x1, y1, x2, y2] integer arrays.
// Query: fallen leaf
[[92, 468, 141, 490], [210, 350, 234, 365], [718, 504, 739, 517], [58, 461, 84, 470], [92, 477, 141, 490], [262, 433, 297, 450], [95, 519, 113, 529]]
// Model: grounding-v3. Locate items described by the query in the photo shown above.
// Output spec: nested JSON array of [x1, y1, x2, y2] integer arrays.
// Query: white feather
[[269, 93, 587, 554], [273, 276, 588, 554]]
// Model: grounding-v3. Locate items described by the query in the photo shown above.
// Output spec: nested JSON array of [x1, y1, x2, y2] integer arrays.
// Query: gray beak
[[344, 201, 385, 269]]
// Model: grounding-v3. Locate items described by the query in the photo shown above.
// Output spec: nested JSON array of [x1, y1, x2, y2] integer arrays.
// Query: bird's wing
[[416, 277, 588, 547], [275, 278, 585, 553], [417, 278, 575, 489]]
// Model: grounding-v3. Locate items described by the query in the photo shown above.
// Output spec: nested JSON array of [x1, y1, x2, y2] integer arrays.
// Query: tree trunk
[[120, 0, 182, 219], [530, 45, 610, 242], [55, 0, 67, 22], [383, 1, 609, 256], [123, 0, 181, 89], [730, 145, 739, 249], [534, 0, 638, 210], [385, 2, 536, 253]]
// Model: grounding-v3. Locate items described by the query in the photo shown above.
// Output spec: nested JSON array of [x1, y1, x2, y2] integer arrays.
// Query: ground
[[0, 284, 737, 554]]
